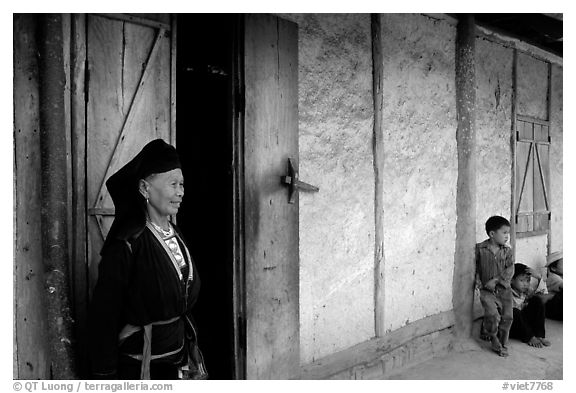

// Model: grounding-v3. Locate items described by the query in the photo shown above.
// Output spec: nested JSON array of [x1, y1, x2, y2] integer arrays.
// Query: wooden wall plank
[[13, 14, 51, 379], [71, 13, 89, 377], [244, 14, 299, 379]]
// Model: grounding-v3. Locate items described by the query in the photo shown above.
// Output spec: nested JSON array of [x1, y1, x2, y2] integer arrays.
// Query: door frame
[[231, 14, 247, 380]]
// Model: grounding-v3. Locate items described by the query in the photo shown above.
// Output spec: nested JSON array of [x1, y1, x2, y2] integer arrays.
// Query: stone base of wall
[[300, 311, 456, 379], [329, 328, 454, 379]]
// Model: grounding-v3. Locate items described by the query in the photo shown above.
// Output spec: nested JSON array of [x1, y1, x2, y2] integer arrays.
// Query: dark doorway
[[176, 14, 237, 380]]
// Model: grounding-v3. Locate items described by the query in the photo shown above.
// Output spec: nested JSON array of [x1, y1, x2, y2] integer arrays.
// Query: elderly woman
[[89, 139, 206, 380]]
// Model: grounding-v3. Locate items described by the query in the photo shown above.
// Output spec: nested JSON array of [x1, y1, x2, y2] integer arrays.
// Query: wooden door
[[243, 14, 300, 379], [84, 13, 175, 295], [515, 115, 551, 237]]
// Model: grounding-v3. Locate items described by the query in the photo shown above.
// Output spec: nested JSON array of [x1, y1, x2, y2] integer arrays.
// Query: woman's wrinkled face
[[141, 168, 184, 218]]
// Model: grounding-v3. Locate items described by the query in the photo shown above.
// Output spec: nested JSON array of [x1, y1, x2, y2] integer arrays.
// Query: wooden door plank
[[516, 141, 533, 215], [533, 143, 549, 212], [93, 27, 165, 210], [244, 14, 299, 380], [86, 14, 172, 294]]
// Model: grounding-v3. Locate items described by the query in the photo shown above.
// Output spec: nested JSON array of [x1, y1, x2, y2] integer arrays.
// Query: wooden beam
[[14, 14, 51, 380], [38, 13, 76, 378], [70, 13, 90, 378], [517, 114, 550, 126], [452, 14, 477, 340], [516, 230, 549, 239], [232, 14, 246, 380], [370, 13, 386, 337], [94, 13, 171, 31], [511, 49, 518, 251], [546, 61, 553, 256], [170, 15, 177, 147]]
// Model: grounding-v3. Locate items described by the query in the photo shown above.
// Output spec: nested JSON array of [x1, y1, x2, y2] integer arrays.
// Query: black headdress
[[102, 139, 181, 252]]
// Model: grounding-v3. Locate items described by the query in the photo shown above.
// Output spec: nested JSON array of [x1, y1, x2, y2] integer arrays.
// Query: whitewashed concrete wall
[[276, 12, 562, 366], [550, 65, 563, 254], [379, 14, 457, 332], [516, 236, 548, 269], [279, 13, 376, 363], [475, 38, 514, 242]]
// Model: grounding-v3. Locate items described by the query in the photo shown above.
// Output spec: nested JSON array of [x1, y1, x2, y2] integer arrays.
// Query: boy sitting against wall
[[509, 263, 551, 348], [475, 216, 514, 357]]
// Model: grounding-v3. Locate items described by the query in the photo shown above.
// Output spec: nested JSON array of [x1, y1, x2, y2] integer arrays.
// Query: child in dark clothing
[[509, 263, 551, 347], [545, 252, 563, 321], [476, 216, 514, 357]]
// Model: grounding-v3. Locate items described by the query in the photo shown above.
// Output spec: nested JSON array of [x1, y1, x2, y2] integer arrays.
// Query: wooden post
[[38, 14, 76, 378], [510, 49, 518, 253], [371, 13, 386, 337], [14, 14, 51, 380], [70, 13, 90, 378], [546, 61, 552, 256], [452, 14, 477, 340]]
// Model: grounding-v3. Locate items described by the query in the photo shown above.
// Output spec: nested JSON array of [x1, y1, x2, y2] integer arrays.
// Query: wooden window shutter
[[515, 115, 551, 236]]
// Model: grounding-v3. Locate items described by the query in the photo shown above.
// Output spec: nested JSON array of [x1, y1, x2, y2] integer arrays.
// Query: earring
[[146, 195, 149, 204]]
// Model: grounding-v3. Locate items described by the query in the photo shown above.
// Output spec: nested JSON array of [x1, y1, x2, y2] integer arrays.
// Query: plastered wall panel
[[379, 14, 457, 332], [516, 235, 548, 269], [474, 39, 514, 241], [517, 52, 548, 119], [279, 13, 376, 363], [550, 65, 563, 253]]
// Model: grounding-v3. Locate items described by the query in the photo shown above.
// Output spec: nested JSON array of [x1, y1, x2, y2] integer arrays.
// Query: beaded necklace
[[149, 221, 187, 271]]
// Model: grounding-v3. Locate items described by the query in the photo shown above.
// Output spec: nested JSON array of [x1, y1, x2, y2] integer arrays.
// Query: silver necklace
[[150, 221, 173, 237]]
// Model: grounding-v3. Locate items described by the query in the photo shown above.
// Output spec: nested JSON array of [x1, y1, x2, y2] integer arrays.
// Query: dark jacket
[[88, 223, 201, 377]]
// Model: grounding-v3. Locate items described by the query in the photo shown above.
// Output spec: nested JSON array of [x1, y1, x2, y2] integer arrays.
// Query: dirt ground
[[386, 319, 563, 380]]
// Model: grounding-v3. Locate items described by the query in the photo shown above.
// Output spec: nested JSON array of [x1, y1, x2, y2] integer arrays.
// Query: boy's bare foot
[[528, 337, 543, 348], [480, 333, 491, 341], [537, 337, 551, 346], [492, 346, 508, 357], [491, 338, 508, 356]]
